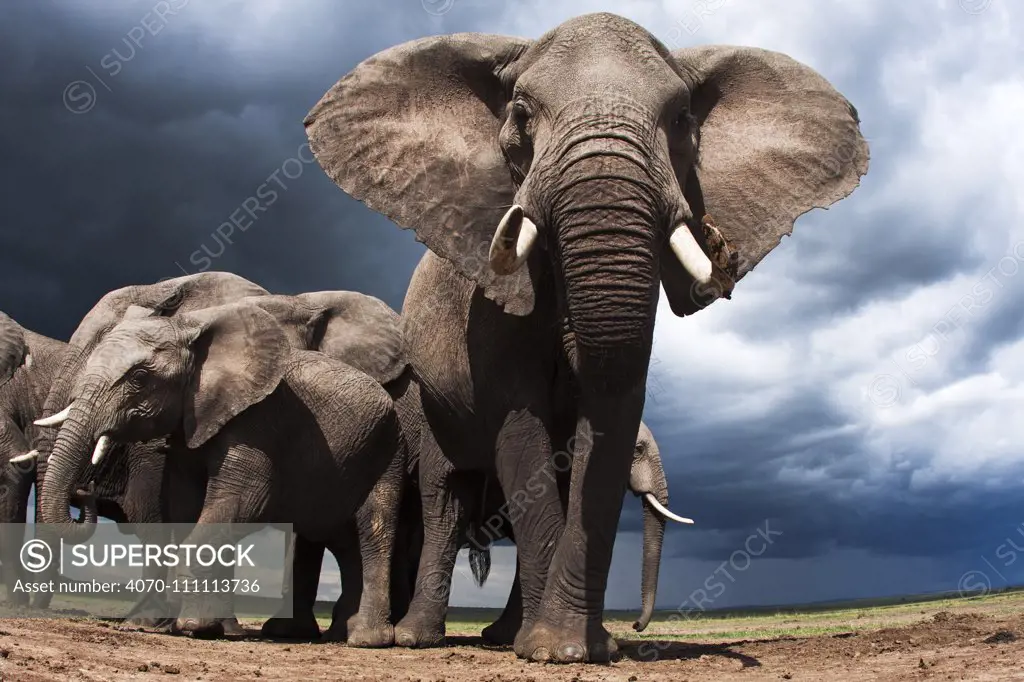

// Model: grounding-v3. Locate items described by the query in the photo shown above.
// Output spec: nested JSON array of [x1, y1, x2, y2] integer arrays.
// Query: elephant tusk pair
[[9, 449, 38, 464], [643, 493, 694, 525], [32, 405, 111, 466], [488, 206, 719, 288], [489, 205, 539, 275], [35, 404, 72, 427]]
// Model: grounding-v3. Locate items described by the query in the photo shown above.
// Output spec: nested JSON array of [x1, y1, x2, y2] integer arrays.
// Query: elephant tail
[[469, 545, 491, 587]]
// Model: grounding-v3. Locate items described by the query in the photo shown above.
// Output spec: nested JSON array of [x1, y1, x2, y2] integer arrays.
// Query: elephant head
[[244, 291, 407, 384], [0, 311, 28, 387], [38, 302, 291, 532], [306, 12, 867, 325], [0, 311, 42, 468], [629, 421, 691, 632], [32, 272, 269, 486]]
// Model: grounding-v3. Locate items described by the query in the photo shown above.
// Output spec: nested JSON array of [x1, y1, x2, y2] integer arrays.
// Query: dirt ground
[[1, 604, 1023, 680]]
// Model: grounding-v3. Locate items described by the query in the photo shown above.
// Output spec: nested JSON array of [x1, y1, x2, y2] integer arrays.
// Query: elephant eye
[[128, 368, 149, 386], [673, 108, 691, 130], [512, 99, 531, 121]]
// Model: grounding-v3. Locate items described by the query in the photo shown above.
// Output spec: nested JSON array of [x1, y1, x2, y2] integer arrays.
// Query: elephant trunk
[[553, 152, 659, 392], [38, 402, 100, 543], [635, 492, 667, 632], [33, 344, 87, 487]]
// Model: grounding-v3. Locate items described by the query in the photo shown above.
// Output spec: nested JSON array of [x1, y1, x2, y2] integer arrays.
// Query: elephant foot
[[261, 615, 321, 641], [394, 613, 445, 648], [5, 592, 30, 609], [220, 617, 247, 639], [122, 593, 171, 626], [175, 617, 225, 639], [514, 616, 618, 664], [174, 617, 247, 640], [481, 616, 521, 646], [320, 621, 348, 643], [120, 616, 175, 633], [345, 615, 395, 648]]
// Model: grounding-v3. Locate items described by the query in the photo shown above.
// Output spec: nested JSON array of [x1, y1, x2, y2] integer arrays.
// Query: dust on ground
[[1, 594, 1023, 680]]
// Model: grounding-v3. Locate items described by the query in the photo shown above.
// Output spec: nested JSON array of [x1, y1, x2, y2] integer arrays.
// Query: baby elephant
[[36, 301, 404, 639]]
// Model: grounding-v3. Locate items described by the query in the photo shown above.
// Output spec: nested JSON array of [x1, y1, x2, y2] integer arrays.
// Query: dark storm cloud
[[0, 0, 451, 338], [3, 0, 1021, 612]]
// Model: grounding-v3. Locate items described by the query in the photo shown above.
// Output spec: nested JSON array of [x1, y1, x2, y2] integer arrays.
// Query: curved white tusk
[[644, 493, 694, 524], [489, 205, 539, 275], [669, 224, 714, 285], [91, 435, 112, 466], [24, 354, 33, 369], [9, 450, 38, 464], [34, 404, 72, 427]]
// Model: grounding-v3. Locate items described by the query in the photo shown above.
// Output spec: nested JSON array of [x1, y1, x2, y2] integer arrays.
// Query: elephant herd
[[0, 275, 686, 646], [0, 12, 868, 664]]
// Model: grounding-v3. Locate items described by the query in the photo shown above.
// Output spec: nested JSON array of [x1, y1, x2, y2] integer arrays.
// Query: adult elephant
[[304, 12, 868, 662], [0, 312, 82, 606], [29, 271, 269, 623], [35, 301, 404, 639], [232, 290, 422, 646]]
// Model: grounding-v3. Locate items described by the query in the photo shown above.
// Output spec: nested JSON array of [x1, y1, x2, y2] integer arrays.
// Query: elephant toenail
[[560, 643, 584, 661], [531, 647, 551, 661]]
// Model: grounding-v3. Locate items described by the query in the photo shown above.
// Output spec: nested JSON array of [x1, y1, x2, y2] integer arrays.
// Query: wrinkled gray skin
[[37, 301, 404, 639], [28, 272, 268, 624], [463, 422, 678, 644], [207, 290, 422, 646], [0, 312, 91, 606], [392, 420, 678, 645], [306, 12, 867, 662]]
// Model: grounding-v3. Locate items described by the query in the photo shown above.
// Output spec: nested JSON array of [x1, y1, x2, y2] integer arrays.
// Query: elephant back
[[295, 291, 408, 386]]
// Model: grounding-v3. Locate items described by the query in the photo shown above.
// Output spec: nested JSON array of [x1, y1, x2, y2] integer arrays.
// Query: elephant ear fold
[[150, 272, 270, 317], [121, 305, 158, 321], [662, 46, 869, 316], [297, 292, 408, 385], [0, 311, 27, 386], [180, 303, 291, 449], [304, 34, 539, 315]]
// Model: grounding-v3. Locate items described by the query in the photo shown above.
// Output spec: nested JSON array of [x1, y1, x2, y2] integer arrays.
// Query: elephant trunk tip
[[632, 615, 651, 632]]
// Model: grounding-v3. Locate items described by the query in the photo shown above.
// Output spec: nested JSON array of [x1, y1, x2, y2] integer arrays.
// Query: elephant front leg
[[345, 476, 401, 648], [172, 522, 251, 640], [260, 533, 324, 640], [122, 524, 176, 631], [516, 398, 643, 664], [493, 409, 565, 645], [394, 433, 463, 648], [174, 452, 270, 640], [0, 453, 33, 607]]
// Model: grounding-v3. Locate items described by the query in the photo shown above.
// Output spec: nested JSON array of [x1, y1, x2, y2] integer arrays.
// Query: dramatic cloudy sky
[[3, 0, 1023, 612]]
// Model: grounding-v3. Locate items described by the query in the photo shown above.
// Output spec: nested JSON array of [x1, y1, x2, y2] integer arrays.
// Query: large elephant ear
[[147, 272, 271, 317], [304, 34, 538, 315], [296, 292, 408, 385], [663, 46, 869, 316], [0, 311, 27, 386], [68, 272, 269, 350], [179, 303, 291, 449]]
